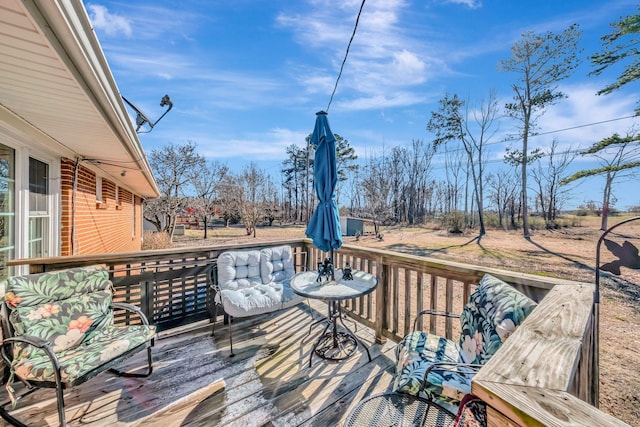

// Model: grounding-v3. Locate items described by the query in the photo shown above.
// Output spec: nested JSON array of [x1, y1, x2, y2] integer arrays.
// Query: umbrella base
[[308, 300, 372, 367], [314, 331, 357, 361]]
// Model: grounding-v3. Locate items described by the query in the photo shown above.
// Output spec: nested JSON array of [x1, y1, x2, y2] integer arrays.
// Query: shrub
[[142, 231, 173, 250], [527, 217, 546, 231], [441, 211, 465, 234]]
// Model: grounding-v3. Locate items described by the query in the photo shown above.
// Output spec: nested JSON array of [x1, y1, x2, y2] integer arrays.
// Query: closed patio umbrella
[[305, 111, 342, 274]]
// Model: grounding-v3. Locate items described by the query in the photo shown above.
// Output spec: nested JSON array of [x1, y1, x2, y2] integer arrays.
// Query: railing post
[[140, 266, 153, 324], [374, 255, 388, 344]]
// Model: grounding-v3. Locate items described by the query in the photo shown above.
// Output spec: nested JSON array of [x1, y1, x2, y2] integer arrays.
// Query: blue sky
[[85, 0, 639, 210]]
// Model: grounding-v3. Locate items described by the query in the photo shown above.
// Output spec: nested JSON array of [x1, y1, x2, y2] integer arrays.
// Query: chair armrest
[[421, 361, 484, 388], [413, 309, 461, 331], [206, 263, 221, 302], [110, 302, 150, 326]]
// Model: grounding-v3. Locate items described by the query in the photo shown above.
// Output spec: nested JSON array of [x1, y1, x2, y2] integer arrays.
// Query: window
[[132, 195, 136, 236], [96, 176, 103, 202], [28, 157, 49, 258], [0, 145, 15, 281]]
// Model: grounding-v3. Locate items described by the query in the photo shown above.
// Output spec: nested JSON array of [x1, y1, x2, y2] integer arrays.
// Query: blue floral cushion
[[393, 274, 537, 408], [459, 274, 537, 364], [394, 331, 469, 407]]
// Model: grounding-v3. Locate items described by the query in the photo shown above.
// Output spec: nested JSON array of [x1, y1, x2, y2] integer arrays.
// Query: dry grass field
[[172, 215, 639, 425]]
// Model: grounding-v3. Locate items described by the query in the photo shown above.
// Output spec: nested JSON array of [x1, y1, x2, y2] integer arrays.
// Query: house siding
[[61, 159, 142, 255]]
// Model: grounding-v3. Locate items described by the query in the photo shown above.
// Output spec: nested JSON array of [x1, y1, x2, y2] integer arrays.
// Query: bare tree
[[238, 163, 266, 237], [405, 139, 435, 225], [442, 143, 465, 215], [427, 91, 500, 236], [487, 170, 520, 230], [387, 146, 408, 222], [360, 155, 393, 236], [561, 130, 640, 230], [218, 174, 242, 227], [531, 139, 575, 224], [499, 24, 582, 237], [188, 160, 228, 239], [144, 141, 205, 239], [262, 175, 280, 226]]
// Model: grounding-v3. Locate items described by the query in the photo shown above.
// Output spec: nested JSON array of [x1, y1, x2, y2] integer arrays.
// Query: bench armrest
[[5, 334, 51, 350], [413, 309, 461, 331], [110, 302, 150, 326], [3, 335, 61, 374]]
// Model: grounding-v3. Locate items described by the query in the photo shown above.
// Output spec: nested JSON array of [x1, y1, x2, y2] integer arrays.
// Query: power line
[[326, 0, 366, 113], [499, 114, 638, 143]]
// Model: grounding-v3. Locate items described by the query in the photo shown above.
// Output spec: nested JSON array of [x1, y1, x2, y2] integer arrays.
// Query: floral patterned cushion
[[394, 331, 469, 408], [393, 274, 537, 408], [459, 274, 537, 364], [11, 324, 155, 385], [5, 266, 114, 355], [3, 265, 156, 386]]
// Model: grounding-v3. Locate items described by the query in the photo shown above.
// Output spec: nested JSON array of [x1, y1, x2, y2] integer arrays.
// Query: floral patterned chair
[[393, 274, 537, 413], [0, 265, 156, 427]]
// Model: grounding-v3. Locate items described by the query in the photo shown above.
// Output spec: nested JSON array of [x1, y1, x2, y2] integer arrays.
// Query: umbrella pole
[[330, 248, 335, 281]]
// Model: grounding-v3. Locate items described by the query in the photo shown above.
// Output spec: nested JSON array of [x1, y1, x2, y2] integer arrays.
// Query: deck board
[[0, 300, 398, 427]]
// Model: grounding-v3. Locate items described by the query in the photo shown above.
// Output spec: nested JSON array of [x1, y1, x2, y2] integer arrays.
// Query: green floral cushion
[[11, 324, 155, 385], [3, 265, 156, 388], [393, 274, 537, 408], [5, 266, 114, 355]]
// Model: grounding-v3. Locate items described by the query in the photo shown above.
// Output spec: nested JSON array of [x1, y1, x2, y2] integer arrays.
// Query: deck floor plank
[[0, 300, 398, 427]]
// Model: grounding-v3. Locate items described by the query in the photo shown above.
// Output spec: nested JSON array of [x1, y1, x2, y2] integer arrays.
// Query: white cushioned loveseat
[[211, 245, 305, 355]]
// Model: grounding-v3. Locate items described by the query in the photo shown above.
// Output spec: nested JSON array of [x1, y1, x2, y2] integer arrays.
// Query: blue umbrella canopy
[[305, 111, 343, 253]]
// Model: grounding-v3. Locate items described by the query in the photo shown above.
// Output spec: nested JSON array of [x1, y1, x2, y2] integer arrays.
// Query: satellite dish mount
[[122, 95, 173, 133]]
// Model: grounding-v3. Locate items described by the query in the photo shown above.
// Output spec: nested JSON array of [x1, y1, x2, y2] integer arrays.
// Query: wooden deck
[[1, 300, 400, 427]]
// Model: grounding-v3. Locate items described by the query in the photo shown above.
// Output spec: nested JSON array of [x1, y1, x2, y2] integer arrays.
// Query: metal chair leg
[[211, 302, 217, 337], [109, 346, 153, 378], [229, 316, 235, 357]]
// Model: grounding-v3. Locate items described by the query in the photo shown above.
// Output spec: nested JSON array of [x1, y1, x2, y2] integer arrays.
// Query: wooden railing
[[9, 238, 628, 426]]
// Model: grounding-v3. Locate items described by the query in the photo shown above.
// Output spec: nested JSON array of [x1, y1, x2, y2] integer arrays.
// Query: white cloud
[[443, 0, 482, 9], [86, 4, 132, 37], [200, 128, 309, 160], [277, 0, 435, 111], [537, 83, 638, 150]]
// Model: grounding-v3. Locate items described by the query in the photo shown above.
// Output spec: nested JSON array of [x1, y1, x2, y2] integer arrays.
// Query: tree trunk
[[601, 173, 613, 231]]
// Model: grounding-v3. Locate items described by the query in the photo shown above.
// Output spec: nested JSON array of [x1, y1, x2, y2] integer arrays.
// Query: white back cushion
[[260, 245, 295, 284], [217, 250, 262, 291]]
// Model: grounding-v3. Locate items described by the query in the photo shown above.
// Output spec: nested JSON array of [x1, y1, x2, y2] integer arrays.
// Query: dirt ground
[[173, 216, 639, 425]]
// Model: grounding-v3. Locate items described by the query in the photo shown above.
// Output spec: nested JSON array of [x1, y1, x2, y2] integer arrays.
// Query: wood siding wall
[[61, 159, 142, 255]]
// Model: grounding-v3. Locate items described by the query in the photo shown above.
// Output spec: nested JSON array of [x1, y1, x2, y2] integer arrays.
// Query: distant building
[[341, 217, 371, 236], [0, 1, 160, 278]]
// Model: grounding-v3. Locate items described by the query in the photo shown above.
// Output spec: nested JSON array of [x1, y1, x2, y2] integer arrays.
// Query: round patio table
[[290, 269, 377, 367]]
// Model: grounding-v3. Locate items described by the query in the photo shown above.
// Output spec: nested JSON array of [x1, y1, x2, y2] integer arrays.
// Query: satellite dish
[[122, 95, 173, 133]]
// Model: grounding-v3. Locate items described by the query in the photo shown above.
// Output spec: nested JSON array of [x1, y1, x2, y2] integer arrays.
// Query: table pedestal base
[[309, 300, 372, 367]]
